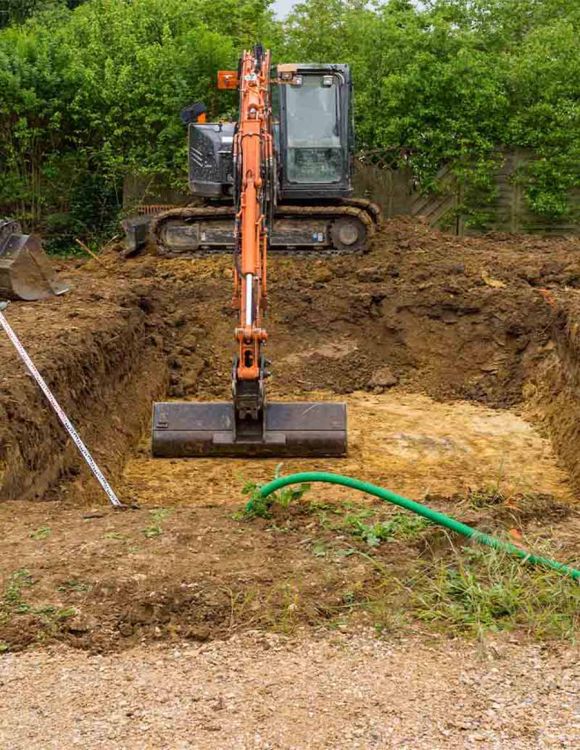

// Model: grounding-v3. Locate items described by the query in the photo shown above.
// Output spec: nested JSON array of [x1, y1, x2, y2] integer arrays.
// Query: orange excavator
[[152, 46, 357, 458]]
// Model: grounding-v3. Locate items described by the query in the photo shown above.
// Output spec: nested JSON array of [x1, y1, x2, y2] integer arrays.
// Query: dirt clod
[[368, 365, 399, 390]]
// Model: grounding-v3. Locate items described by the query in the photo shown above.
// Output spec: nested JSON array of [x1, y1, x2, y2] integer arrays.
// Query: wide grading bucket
[[152, 401, 347, 458], [0, 220, 68, 301]]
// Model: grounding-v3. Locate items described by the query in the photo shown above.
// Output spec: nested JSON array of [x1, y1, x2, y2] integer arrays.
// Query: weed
[[104, 531, 127, 541], [345, 518, 388, 547], [241, 476, 311, 518], [56, 607, 77, 620], [57, 580, 91, 593], [340, 507, 374, 524], [333, 547, 356, 560], [311, 541, 328, 558], [143, 526, 162, 539], [371, 606, 408, 636], [29, 526, 51, 541], [150, 508, 172, 523], [142, 508, 172, 538], [413, 546, 579, 639], [3, 569, 34, 611], [35, 605, 77, 623], [225, 578, 328, 635], [272, 582, 302, 633], [1, 569, 77, 637], [341, 590, 358, 607], [343, 512, 430, 547], [467, 487, 505, 508], [266, 523, 290, 534]]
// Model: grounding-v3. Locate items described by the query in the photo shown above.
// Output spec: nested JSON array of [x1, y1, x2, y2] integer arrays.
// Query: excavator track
[[147, 198, 381, 257]]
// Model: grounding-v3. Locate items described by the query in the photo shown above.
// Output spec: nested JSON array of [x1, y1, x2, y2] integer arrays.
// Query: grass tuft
[[142, 508, 172, 538], [412, 546, 579, 639], [29, 526, 51, 541], [343, 512, 430, 547], [466, 486, 506, 508]]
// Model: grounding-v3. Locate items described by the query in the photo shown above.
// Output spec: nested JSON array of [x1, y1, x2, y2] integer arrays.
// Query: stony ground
[[0, 633, 578, 749]]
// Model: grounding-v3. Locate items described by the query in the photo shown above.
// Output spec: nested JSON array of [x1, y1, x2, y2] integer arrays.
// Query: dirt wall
[[0, 276, 167, 502], [525, 297, 580, 493]]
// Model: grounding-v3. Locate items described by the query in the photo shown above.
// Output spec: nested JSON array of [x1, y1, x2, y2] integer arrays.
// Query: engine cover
[[188, 122, 235, 198]]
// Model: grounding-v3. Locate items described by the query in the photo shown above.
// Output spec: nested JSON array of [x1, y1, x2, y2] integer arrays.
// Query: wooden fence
[[353, 148, 579, 235], [124, 148, 579, 236]]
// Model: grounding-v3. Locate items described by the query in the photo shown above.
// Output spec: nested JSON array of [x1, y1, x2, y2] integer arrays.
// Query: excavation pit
[[0, 219, 578, 651]]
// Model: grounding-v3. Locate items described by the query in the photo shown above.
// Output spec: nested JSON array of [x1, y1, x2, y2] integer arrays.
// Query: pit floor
[[122, 390, 571, 507]]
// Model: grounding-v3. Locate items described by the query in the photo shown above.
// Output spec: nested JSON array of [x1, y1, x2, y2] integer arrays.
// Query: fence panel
[[124, 150, 579, 236]]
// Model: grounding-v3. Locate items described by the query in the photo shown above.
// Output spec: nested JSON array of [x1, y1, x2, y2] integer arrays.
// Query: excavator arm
[[232, 47, 272, 428]]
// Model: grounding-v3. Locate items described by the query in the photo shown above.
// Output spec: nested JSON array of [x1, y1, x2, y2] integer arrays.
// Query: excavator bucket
[[0, 220, 68, 301], [152, 401, 347, 458]]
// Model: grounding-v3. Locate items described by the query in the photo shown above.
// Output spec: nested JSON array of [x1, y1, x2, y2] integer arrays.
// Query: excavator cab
[[148, 62, 376, 256], [276, 64, 354, 200], [185, 64, 354, 202]]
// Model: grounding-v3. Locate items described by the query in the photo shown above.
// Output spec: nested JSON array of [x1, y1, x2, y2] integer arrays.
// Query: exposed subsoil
[[0, 217, 579, 659], [0, 275, 166, 503]]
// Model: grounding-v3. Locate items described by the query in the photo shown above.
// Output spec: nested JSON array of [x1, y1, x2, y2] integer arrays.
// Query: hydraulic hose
[[249, 471, 580, 581]]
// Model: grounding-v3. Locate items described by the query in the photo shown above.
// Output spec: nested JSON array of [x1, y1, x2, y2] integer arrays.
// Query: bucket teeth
[[152, 401, 347, 458]]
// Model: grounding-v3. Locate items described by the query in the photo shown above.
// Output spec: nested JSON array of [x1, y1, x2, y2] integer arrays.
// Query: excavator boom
[[152, 47, 347, 459]]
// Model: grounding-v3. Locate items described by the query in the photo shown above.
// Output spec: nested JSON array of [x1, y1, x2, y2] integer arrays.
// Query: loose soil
[[0, 219, 579, 745]]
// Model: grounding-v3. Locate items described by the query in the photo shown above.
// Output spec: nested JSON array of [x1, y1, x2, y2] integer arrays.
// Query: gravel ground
[[0, 633, 578, 749]]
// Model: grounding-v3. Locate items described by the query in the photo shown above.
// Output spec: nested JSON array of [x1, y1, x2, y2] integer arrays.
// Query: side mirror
[[180, 101, 207, 125]]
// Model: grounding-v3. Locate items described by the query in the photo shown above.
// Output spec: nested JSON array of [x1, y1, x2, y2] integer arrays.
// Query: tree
[[0, 0, 258, 244], [0, 0, 577, 244], [0, 1, 89, 28], [282, 0, 578, 220]]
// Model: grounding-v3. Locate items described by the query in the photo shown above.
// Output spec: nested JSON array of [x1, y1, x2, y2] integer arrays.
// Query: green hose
[[250, 471, 580, 581]]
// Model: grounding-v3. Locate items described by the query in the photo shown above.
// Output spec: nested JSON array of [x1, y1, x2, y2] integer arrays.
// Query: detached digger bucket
[[0, 220, 68, 301]]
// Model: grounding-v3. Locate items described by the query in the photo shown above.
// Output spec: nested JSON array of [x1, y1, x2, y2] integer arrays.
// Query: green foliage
[[343, 512, 430, 547], [0, 567, 79, 651], [467, 486, 505, 509], [242, 474, 430, 547], [242, 465, 311, 518], [142, 507, 172, 538], [281, 0, 578, 221], [57, 578, 91, 592], [0, 1, 74, 29], [242, 479, 311, 518], [2, 568, 35, 613], [29, 525, 52, 540], [0, 0, 576, 243], [0, 0, 275, 245], [414, 546, 579, 638]]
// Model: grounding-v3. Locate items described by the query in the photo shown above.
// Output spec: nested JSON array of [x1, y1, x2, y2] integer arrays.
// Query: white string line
[[0, 308, 123, 507]]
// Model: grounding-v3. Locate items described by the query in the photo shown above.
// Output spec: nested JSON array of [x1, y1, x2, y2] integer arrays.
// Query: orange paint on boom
[[233, 49, 272, 383]]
